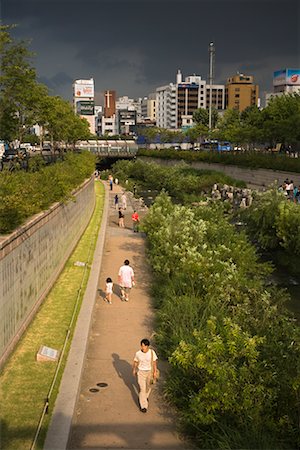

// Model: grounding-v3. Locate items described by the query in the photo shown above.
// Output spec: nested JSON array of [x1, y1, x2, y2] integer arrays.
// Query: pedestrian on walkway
[[109, 174, 113, 191], [105, 277, 113, 304], [118, 259, 134, 301], [118, 207, 125, 228], [121, 192, 127, 210], [114, 194, 119, 210], [132, 338, 158, 413], [132, 210, 140, 232]]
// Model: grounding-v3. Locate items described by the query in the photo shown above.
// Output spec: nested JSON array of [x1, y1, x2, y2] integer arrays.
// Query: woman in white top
[[132, 338, 158, 412]]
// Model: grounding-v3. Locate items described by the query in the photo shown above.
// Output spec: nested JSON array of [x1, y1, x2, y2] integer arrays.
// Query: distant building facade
[[73, 78, 96, 134], [116, 96, 142, 122], [141, 93, 156, 122], [156, 70, 225, 129], [156, 83, 177, 129], [225, 73, 259, 111], [265, 68, 300, 105]]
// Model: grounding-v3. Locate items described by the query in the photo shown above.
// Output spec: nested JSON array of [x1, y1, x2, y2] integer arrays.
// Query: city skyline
[[2, 0, 299, 104]]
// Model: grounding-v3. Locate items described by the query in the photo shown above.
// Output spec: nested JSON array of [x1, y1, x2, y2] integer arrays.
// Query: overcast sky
[[1, 0, 299, 105]]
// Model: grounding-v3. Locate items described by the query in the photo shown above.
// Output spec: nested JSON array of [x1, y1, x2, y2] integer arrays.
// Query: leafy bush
[[0, 151, 95, 233], [241, 187, 300, 258], [142, 192, 300, 448]]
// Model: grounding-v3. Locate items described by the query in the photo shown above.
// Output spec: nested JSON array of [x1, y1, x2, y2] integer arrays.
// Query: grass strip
[[0, 180, 105, 450]]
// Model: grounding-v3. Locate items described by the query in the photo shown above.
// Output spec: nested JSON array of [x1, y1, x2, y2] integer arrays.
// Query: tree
[[262, 94, 300, 146], [216, 109, 241, 143], [193, 108, 209, 126], [193, 108, 219, 129], [0, 25, 43, 142], [185, 124, 208, 144]]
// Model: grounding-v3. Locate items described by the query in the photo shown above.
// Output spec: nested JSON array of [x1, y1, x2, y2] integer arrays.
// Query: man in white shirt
[[118, 259, 135, 302], [132, 338, 158, 413]]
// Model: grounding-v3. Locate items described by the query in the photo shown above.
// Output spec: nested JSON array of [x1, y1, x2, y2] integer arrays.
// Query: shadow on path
[[112, 353, 139, 408]]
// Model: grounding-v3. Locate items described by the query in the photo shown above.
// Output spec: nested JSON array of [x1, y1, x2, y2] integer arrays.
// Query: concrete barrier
[[0, 177, 95, 368]]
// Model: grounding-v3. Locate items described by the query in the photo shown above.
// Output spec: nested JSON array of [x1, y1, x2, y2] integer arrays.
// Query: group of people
[[279, 179, 300, 203], [105, 260, 158, 413], [115, 191, 140, 231], [105, 259, 135, 304]]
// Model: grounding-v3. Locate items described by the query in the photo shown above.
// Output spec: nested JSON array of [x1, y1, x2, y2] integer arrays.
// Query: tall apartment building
[[73, 78, 96, 134], [156, 83, 177, 129], [225, 73, 259, 111], [177, 73, 207, 128]]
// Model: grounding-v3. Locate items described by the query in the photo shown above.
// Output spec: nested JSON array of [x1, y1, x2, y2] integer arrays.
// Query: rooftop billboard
[[273, 69, 300, 86], [74, 79, 94, 98]]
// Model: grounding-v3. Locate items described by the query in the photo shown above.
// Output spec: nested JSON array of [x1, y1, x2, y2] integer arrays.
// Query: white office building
[[156, 83, 177, 129]]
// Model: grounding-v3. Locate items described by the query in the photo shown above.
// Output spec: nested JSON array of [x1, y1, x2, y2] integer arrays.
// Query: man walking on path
[[133, 338, 158, 413], [118, 259, 135, 301]]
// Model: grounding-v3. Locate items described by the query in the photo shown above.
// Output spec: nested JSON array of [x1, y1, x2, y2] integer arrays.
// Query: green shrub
[[143, 192, 300, 448], [0, 151, 95, 234]]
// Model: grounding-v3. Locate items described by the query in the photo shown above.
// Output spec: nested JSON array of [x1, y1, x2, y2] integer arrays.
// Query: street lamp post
[[208, 42, 215, 132]]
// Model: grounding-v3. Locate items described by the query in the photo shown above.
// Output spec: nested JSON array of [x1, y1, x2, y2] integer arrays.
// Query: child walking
[[105, 277, 113, 304]]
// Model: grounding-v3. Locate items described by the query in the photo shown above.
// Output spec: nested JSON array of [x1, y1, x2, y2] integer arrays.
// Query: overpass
[[78, 140, 138, 158]]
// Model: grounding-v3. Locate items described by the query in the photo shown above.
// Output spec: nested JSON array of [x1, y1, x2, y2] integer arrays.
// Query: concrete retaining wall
[[139, 156, 300, 189], [0, 177, 95, 367]]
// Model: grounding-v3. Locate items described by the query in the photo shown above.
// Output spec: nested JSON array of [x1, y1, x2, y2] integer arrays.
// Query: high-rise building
[[73, 78, 95, 134], [156, 70, 225, 129], [177, 74, 206, 128], [156, 83, 177, 129], [225, 73, 259, 111]]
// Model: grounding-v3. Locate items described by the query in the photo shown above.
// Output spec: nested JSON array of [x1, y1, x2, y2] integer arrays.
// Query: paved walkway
[[59, 182, 190, 449]]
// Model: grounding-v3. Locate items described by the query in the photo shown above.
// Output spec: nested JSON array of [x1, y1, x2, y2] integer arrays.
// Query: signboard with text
[[76, 101, 95, 115], [74, 80, 94, 98]]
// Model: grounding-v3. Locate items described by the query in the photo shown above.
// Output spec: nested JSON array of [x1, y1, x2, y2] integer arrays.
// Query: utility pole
[[208, 42, 215, 131]]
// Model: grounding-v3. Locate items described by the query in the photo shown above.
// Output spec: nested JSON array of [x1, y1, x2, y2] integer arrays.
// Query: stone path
[[67, 182, 191, 449]]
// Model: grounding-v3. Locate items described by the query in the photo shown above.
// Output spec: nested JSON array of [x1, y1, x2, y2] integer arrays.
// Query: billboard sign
[[76, 101, 95, 115], [273, 69, 300, 86], [74, 79, 94, 98]]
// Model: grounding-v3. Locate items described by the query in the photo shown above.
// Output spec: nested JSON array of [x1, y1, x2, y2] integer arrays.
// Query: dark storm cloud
[[2, 0, 299, 101]]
